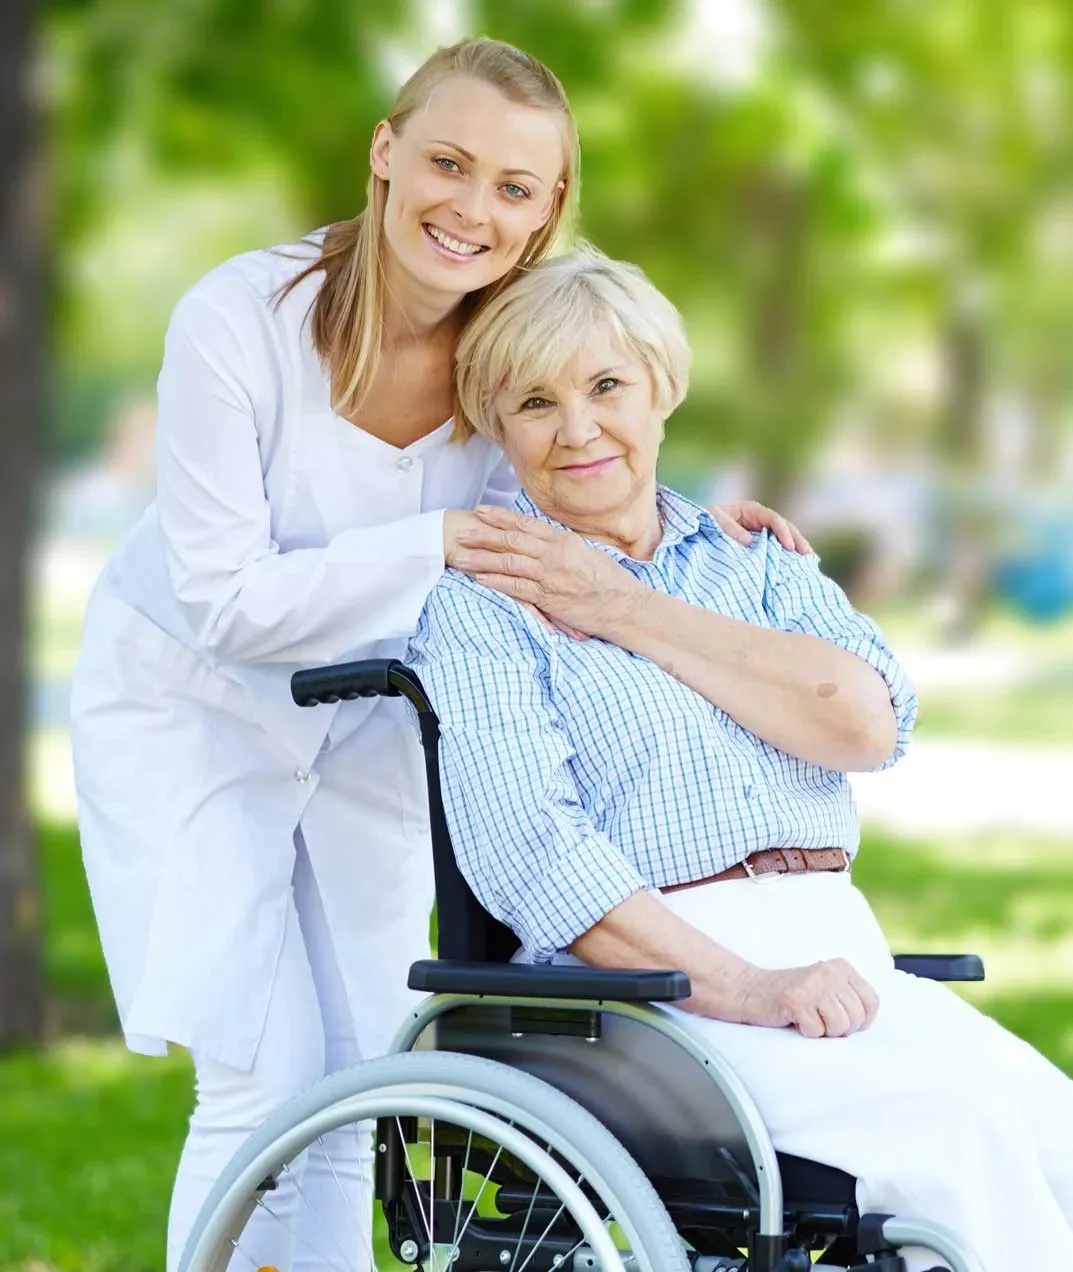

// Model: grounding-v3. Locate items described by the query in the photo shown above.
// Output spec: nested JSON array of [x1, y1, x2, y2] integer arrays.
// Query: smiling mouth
[[559, 456, 620, 475], [423, 223, 490, 259]]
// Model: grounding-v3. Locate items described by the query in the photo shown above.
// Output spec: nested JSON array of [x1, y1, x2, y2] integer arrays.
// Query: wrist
[[598, 576, 663, 647]]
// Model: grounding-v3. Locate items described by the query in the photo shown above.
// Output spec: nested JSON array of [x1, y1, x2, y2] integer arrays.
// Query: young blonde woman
[[69, 38, 807, 1270]]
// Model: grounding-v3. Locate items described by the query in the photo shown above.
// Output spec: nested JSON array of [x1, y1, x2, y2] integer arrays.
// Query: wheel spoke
[[318, 1130, 377, 1268], [449, 1129, 475, 1256], [441, 1140, 505, 1263], [284, 1149, 366, 1272], [397, 1116, 440, 1272], [513, 1196, 570, 1272], [508, 1142, 552, 1272], [253, 1188, 351, 1272]]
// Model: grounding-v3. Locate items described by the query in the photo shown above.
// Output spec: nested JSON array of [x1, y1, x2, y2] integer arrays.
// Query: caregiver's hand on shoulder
[[447, 503, 642, 639], [736, 959, 879, 1038], [709, 501, 812, 554]]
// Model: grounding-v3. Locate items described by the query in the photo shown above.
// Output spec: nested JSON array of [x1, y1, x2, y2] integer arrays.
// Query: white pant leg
[[291, 835, 375, 1272], [166, 887, 326, 1272], [659, 873, 1073, 1272], [167, 836, 375, 1272]]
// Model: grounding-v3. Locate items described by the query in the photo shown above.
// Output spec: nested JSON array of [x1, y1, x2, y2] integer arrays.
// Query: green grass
[[2, 819, 1072, 1269], [915, 679, 1073, 746]]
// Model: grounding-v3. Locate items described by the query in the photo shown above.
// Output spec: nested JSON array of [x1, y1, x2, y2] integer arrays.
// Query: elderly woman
[[406, 248, 1073, 1271]]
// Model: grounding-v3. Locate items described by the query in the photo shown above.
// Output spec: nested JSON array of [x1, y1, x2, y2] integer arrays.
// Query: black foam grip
[[290, 658, 400, 707]]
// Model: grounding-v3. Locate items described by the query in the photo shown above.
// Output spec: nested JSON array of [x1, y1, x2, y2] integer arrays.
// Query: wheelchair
[[179, 659, 988, 1272]]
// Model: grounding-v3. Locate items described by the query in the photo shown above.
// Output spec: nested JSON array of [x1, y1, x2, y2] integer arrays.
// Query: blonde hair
[[455, 245, 692, 442], [278, 38, 579, 426]]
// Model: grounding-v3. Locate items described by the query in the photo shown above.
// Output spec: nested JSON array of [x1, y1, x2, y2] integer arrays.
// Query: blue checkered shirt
[[407, 487, 917, 963]]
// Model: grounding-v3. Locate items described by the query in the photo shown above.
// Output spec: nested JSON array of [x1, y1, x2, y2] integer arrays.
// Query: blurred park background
[[3, 0, 1073, 1267]]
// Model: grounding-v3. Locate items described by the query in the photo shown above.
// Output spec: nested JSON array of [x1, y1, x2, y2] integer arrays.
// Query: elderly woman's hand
[[737, 958, 880, 1038], [709, 501, 812, 554], [447, 504, 642, 639]]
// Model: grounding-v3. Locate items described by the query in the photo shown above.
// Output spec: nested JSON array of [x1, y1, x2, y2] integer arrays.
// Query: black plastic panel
[[892, 953, 985, 982], [408, 958, 691, 1001]]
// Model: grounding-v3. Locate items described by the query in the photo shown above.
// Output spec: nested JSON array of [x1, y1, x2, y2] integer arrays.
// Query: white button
[[396, 455, 414, 472], [294, 767, 310, 783]]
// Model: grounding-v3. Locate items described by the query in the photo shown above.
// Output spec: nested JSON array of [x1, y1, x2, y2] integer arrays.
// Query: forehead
[[406, 76, 564, 179], [498, 324, 646, 395]]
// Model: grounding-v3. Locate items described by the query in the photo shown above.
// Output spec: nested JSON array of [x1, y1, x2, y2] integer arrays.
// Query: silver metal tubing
[[880, 1217, 986, 1272], [390, 993, 785, 1236]]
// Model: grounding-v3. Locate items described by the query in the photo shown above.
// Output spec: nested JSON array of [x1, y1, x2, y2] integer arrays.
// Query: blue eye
[[433, 156, 461, 173], [503, 183, 530, 200]]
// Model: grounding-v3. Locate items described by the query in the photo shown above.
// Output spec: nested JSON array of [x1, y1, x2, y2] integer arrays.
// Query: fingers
[[707, 505, 753, 547], [476, 505, 555, 538], [453, 548, 541, 579], [786, 960, 878, 1038], [788, 521, 813, 555]]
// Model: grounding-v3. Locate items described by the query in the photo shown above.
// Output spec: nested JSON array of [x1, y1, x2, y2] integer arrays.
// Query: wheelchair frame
[[182, 657, 989, 1272]]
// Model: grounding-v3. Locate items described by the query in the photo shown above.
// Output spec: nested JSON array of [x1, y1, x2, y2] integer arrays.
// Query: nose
[[451, 178, 492, 227], [557, 397, 602, 448]]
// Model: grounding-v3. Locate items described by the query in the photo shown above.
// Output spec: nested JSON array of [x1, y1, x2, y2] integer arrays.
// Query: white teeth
[[426, 225, 485, 256]]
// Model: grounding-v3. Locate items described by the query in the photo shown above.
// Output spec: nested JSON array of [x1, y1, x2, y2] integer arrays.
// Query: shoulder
[[413, 569, 550, 658], [167, 230, 326, 348]]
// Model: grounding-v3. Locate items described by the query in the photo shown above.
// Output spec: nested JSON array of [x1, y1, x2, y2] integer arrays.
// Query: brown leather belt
[[661, 847, 850, 894]]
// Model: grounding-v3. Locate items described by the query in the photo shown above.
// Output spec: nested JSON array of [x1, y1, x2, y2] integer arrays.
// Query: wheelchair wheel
[[179, 1049, 689, 1272]]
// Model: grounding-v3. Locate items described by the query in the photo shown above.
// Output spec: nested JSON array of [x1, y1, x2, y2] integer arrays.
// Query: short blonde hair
[[454, 246, 692, 442]]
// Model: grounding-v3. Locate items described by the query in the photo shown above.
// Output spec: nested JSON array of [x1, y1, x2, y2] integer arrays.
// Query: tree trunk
[[0, 0, 44, 1050]]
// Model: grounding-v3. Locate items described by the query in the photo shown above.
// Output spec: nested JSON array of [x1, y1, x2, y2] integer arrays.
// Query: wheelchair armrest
[[893, 953, 985, 982], [408, 959, 692, 1002]]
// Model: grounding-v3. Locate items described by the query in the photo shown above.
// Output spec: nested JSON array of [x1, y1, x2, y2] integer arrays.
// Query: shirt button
[[395, 455, 414, 472], [294, 767, 310, 783]]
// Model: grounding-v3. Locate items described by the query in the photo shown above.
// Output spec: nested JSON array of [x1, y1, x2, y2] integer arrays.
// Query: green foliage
[[45, 0, 1073, 476]]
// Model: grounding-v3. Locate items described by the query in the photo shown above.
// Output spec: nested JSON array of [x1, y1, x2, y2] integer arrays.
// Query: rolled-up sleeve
[[408, 575, 647, 961], [761, 537, 918, 770]]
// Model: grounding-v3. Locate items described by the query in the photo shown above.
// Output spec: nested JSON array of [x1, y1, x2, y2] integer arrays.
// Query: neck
[[556, 487, 663, 561], [380, 251, 467, 349]]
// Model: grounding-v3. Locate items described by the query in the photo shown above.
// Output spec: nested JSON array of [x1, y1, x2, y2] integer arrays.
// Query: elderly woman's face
[[492, 330, 666, 530]]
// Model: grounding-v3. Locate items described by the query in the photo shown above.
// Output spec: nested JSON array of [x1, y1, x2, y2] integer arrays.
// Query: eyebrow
[[430, 140, 546, 184], [515, 366, 627, 396]]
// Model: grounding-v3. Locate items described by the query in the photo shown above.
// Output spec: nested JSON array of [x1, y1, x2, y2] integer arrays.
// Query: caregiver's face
[[493, 330, 666, 532], [370, 77, 565, 303]]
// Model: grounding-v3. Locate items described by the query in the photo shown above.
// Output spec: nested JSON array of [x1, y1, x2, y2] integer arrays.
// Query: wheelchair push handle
[[290, 658, 435, 717]]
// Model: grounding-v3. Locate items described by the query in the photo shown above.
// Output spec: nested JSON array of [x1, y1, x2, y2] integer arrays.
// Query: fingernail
[[476, 504, 497, 514]]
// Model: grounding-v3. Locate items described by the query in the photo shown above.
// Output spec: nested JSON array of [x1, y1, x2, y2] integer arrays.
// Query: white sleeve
[[477, 448, 520, 509], [155, 289, 447, 665]]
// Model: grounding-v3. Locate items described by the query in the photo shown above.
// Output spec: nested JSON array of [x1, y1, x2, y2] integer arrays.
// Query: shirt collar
[[512, 485, 714, 561]]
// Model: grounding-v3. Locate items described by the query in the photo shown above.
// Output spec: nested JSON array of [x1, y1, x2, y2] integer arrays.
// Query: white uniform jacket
[[69, 238, 516, 1068]]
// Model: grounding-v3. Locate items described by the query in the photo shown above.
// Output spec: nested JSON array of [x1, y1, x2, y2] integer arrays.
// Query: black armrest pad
[[893, 953, 985, 982], [408, 959, 692, 1002]]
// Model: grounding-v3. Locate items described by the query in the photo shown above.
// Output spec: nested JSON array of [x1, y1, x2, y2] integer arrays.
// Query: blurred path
[[29, 537, 1073, 837], [850, 741, 1073, 838]]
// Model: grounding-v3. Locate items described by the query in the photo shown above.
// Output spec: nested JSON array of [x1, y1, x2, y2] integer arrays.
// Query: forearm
[[605, 591, 896, 770], [569, 890, 758, 1022]]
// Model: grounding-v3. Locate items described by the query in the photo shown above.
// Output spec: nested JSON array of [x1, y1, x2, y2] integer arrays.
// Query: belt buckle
[[742, 855, 782, 885]]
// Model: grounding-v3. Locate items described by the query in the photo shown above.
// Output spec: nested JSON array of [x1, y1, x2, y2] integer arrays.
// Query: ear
[[537, 179, 567, 229], [370, 121, 394, 181]]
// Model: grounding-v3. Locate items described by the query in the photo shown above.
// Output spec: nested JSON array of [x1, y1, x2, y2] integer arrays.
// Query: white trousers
[[660, 872, 1073, 1272], [167, 839, 378, 1272]]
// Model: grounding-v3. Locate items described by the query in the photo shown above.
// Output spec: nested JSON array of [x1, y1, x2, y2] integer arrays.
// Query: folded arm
[[408, 574, 878, 1036], [454, 510, 916, 772], [604, 560, 902, 771]]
